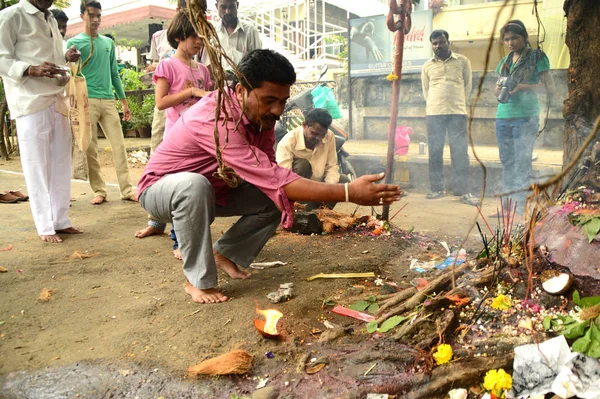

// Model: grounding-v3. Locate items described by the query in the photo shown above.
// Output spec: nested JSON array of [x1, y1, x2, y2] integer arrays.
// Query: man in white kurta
[[0, 0, 81, 242]]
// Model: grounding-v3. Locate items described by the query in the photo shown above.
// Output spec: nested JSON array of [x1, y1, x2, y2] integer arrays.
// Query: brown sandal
[[0, 193, 20, 203], [4, 190, 28, 201]]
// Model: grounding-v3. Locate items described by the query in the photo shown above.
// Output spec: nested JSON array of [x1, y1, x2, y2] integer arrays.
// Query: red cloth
[[138, 89, 301, 228]]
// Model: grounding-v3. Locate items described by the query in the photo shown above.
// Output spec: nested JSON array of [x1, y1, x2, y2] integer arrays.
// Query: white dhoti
[[15, 103, 72, 236]]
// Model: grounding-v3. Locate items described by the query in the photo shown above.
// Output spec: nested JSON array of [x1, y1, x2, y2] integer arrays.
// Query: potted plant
[[129, 94, 154, 138]]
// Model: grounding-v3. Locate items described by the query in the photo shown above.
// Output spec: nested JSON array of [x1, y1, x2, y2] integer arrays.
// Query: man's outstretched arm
[[283, 173, 401, 206]]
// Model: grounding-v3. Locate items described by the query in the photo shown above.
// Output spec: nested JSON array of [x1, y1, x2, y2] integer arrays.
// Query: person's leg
[[495, 118, 515, 197], [213, 183, 281, 270], [86, 99, 108, 204], [427, 115, 446, 195], [15, 106, 64, 242], [139, 172, 227, 303], [50, 110, 78, 233], [291, 158, 312, 178], [511, 116, 539, 214], [150, 106, 166, 154], [98, 100, 135, 200], [447, 114, 470, 196], [135, 216, 166, 238], [292, 158, 321, 210]]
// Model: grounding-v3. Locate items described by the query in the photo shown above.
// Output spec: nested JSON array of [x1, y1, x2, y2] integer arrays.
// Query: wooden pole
[[382, 0, 411, 221]]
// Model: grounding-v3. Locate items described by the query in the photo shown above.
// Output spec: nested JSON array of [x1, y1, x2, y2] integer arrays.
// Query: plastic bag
[[393, 126, 413, 155], [311, 86, 342, 119]]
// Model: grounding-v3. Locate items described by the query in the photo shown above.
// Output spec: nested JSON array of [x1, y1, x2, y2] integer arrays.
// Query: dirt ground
[[0, 151, 503, 398]]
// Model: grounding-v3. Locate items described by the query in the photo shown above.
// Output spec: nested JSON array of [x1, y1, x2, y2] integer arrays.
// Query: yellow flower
[[491, 294, 512, 310], [483, 368, 512, 396], [432, 343, 453, 365], [386, 72, 399, 81]]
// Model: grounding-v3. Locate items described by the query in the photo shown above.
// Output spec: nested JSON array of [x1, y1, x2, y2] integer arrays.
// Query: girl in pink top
[[153, 11, 212, 137]]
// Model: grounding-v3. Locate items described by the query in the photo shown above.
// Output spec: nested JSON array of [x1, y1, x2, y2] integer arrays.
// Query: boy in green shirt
[[66, 0, 136, 205]]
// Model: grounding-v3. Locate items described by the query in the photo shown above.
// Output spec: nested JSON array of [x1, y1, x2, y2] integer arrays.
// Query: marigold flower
[[386, 72, 399, 81], [483, 368, 512, 397], [491, 294, 512, 310], [432, 343, 453, 365]]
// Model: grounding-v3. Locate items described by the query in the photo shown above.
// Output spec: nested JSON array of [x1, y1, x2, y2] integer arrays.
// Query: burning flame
[[256, 306, 283, 335]]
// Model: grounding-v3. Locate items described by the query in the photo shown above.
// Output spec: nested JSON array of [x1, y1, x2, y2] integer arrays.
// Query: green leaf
[[366, 296, 377, 303], [551, 319, 564, 331], [366, 320, 378, 333], [0, 321, 4, 325], [367, 302, 380, 314], [573, 290, 582, 307], [348, 301, 370, 312], [379, 315, 409, 333], [581, 218, 600, 243], [572, 327, 592, 353], [579, 296, 600, 308], [590, 322, 600, 342], [543, 316, 551, 331], [586, 339, 600, 358], [562, 321, 589, 339]]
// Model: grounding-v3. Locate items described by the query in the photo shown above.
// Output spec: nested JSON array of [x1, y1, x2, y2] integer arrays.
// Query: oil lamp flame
[[255, 307, 283, 335]]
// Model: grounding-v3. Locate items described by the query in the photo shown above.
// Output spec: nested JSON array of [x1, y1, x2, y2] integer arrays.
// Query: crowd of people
[[0, 0, 552, 303]]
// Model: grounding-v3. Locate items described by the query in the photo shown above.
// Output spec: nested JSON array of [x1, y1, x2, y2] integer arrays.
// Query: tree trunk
[[562, 0, 600, 173]]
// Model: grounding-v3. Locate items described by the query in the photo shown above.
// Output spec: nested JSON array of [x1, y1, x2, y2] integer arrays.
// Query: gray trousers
[[139, 172, 281, 289]]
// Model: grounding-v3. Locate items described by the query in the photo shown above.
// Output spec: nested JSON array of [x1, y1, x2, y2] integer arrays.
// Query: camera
[[496, 76, 516, 104]]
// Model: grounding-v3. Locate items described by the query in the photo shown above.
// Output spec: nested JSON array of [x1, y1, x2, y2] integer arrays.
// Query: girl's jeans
[[495, 116, 539, 214]]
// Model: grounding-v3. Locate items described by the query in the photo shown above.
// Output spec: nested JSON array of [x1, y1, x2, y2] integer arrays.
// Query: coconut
[[541, 272, 573, 295]]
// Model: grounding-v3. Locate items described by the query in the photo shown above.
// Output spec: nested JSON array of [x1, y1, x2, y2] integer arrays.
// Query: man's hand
[[120, 99, 131, 121], [65, 45, 81, 62], [348, 173, 401, 205], [25, 62, 61, 78], [145, 64, 157, 73]]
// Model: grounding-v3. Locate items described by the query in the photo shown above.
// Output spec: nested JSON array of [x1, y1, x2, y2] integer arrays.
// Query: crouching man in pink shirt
[[137, 49, 402, 304]]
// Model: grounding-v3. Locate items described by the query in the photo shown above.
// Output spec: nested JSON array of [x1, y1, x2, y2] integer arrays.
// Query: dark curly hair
[[304, 108, 332, 129], [231, 49, 296, 91]]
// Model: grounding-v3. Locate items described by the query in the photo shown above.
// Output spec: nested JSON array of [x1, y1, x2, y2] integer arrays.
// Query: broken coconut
[[540, 271, 573, 295]]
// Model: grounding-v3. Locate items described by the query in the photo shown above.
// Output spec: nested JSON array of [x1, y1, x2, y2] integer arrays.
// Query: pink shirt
[[138, 89, 301, 228], [153, 57, 212, 136]]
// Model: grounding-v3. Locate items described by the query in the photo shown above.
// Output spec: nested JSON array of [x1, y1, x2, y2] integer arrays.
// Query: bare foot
[[184, 281, 228, 303], [56, 227, 83, 234], [123, 193, 138, 202], [40, 235, 63, 243], [135, 226, 164, 238], [90, 195, 105, 205], [173, 248, 182, 260], [213, 250, 251, 279]]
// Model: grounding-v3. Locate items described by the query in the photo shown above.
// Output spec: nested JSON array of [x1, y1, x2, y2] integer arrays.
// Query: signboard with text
[[349, 10, 433, 77]]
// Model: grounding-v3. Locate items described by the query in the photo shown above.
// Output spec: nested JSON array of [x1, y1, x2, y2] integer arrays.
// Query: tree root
[[393, 314, 432, 341], [457, 267, 496, 288], [376, 263, 469, 324], [405, 354, 514, 399], [376, 287, 417, 315]]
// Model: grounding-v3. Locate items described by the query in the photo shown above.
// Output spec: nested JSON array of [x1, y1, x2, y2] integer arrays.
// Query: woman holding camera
[[494, 20, 554, 216]]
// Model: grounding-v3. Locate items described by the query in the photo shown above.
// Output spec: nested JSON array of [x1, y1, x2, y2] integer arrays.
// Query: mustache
[[262, 115, 280, 122]]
